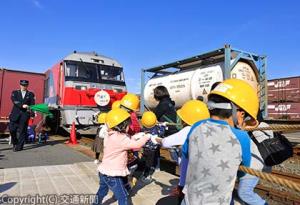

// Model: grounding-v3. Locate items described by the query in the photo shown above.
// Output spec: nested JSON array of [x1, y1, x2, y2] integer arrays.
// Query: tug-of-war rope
[[239, 166, 300, 192], [244, 124, 300, 132], [166, 123, 300, 132]]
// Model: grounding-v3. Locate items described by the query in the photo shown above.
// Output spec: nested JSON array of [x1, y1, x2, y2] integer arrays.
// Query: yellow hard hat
[[177, 100, 210, 125], [141, 111, 157, 128], [106, 108, 131, 129], [112, 100, 121, 110], [97, 113, 107, 124], [209, 79, 259, 119], [120, 93, 139, 111]]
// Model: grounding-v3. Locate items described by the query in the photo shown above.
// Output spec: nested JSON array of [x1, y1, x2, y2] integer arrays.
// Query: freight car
[[44, 51, 127, 134], [141, 45, 268, 118], [267, 76, 300, 103], [268, 102, 300, 120], [0, 68, 45, 134], [267, 76, 300, 120]]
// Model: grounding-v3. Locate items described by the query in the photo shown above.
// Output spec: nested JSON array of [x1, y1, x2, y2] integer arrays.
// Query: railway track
[[79, 136, 94, 145], [272, 170, 300, 185], [254, 185, 300, 205], [265, 119, 300, 125]]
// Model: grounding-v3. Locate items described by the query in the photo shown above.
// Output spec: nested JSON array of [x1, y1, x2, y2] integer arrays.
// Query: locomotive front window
[[64, 61, 126, 86], [100, 65, 125, 82], [64, 61, 100, 82]]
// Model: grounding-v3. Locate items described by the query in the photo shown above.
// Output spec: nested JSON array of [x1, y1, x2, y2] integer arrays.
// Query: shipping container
[[0, 68, 45, 133], [141, 45, 268, 119], [268, 89, 300, 103], [268, 102, 300, 120], [267, 76, 300, 103]]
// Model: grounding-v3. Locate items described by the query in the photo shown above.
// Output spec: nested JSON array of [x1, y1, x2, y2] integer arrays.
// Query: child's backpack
[[248, 131, 293, 166]]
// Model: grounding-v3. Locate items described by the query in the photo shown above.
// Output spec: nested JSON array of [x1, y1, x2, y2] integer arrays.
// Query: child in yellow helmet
[[181, 79, 255, 205], [120, 93, 141, 135], [140, 111, 166, 182], [120, 93, 142, 183], [94, 108, 150, 205], [111, 100, 121, 110]]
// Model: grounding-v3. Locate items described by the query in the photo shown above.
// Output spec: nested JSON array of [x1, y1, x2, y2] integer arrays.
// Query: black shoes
[[12, 145, 22, 152]]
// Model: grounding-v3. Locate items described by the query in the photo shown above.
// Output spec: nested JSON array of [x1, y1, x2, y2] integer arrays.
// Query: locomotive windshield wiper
[[79, 58, 90, 73]]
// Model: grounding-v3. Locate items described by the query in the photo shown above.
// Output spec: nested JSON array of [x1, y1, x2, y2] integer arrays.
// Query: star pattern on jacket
[[227, 136, 239, 147], [208, 184, 219, 194], [196, 151, 203, 159], [192, 174, 197, 181], [209, 143, 221, 154], [207, 126, 216, 134], [218, 196, 225, 205], [235, 153, 242, 160], [201, 167, 211, 177], [194, 188, 203, 198], [217, 160, 230, 171], [192, 135, 198, 144], [202, 128, 211, 138], [199, 125, 213, 138], [226, 175, 234, 183], [217, 124, 227, 131]]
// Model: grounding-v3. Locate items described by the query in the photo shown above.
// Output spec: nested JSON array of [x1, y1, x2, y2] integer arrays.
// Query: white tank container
[[144, 61, 258, 109]]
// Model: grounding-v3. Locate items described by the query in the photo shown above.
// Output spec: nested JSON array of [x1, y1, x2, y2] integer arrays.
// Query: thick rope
[[165, 123, 300, 131], [239, 166, 300, 192], [244, 124, 300, 131]]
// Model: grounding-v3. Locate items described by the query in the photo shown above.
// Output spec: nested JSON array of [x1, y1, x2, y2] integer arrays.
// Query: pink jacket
[[98, 130, 149, 176]]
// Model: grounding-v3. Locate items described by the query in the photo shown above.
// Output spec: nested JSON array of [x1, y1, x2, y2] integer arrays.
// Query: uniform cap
[[20, 80, 29, 86]]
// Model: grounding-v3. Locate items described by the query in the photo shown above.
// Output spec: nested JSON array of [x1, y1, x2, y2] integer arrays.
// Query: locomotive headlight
[[75, 85, 87, 90]]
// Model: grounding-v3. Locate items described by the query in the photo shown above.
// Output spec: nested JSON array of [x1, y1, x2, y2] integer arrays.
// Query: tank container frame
[[140, 44, 267, 118]]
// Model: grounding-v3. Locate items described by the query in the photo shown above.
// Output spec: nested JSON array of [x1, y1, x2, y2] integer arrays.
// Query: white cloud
[[32, 0, 43, 9]]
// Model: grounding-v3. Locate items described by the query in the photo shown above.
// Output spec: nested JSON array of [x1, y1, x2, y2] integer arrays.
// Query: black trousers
[[9, 114, 29, 150], [142, 147, 160, 177]]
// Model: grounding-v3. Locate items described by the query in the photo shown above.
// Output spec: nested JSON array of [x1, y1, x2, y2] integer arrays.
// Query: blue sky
[[0, 0, 299, 93]]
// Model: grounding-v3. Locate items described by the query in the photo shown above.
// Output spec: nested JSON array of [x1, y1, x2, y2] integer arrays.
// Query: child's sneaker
[[94, 159, 99, 164], [131, 177, 138, 187], [141, 175, 153, 184]]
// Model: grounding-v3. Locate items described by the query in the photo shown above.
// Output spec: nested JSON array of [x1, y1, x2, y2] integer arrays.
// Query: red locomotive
[[44, 51, 127, 134]]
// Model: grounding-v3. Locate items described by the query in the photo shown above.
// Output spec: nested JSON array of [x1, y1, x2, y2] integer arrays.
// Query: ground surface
[[0, 138, 91, 169], [0, 136, 179, 205]]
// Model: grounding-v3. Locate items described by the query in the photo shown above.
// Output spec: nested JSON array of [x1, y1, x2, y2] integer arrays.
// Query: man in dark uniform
[[9, 80, 35, 151]]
